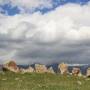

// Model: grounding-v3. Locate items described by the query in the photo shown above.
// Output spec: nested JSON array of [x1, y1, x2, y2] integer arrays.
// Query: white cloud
[[0, 2, 90, 64]]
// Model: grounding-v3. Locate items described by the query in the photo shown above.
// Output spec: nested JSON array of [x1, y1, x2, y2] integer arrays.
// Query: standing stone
[[20, 66, 34, 73], [3, 60, 19, 73], [86, 68, 90, 77], [47, 67, 55, 74], [58, 63, 68, 75], [72, 68, 81, 76], [28, 66, 34, 73], [35, 64, 47, 73]]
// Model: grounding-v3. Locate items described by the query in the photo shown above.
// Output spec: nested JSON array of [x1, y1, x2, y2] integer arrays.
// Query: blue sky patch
[[0, 0, 90, 15], [0, 4, 20, 15]]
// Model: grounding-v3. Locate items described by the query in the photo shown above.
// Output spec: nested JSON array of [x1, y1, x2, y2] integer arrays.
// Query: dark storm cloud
[[13, 40, 90, 64]]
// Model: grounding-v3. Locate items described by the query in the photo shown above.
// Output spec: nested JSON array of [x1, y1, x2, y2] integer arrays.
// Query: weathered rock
[[35, 64, 47, 73], [3, 61, 19, 73], [20, 66, 34, 73], [72, 68, 81, 76], [47, 67, 55, 74], [28, 66, 35, 72], [58, 63, 68, 74], [86, 68, 90, 77]]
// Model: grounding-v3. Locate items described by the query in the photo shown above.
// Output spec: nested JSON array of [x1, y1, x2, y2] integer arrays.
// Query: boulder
[[20, 66, 34, 73], [58, 63, 68, 75], [35, 64, 47, 73], [28, 66, 35, 72], [3, 61, 19, 73], [86, 68, 90, 77], [47, 67, 55, 74], [72, 68, 81, 76]]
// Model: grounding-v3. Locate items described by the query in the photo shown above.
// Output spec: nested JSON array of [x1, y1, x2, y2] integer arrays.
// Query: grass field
[[0, 72, 90, 90]]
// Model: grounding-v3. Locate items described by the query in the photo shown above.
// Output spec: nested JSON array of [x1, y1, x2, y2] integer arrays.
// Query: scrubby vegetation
[[0, 72, 90, 90]]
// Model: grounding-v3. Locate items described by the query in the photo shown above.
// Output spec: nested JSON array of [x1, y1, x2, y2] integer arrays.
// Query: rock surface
[[20, 66, 34, 73], [58, 63, 68, 74], [72, 68, 81, 76], [86, 68, 90, 77], [47, 67, 55, 74], [35, 64, 47, 73], [3, 61, 19, 73]]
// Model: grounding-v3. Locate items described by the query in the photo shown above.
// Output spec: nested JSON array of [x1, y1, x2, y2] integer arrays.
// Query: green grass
[[0, 72, 90, 90]]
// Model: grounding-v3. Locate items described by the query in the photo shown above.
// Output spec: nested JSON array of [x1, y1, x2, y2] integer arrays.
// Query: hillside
[[0, 72, 90, 90]]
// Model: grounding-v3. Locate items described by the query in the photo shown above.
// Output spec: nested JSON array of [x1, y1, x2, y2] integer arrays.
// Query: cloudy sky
[[0, 0, 90, 64]]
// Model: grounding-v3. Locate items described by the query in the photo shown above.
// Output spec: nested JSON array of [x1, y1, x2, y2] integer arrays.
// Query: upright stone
[[20, 66, 34, 73], [3, 60, 19, 73], [58, 63, 68, 75], [47, 67, 55, 74], [35, 64, 47, 73], [86, 68, 90, 77], [72, 68, 81, 76]]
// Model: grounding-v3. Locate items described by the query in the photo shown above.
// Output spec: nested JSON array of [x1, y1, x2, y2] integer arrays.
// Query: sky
[[0, 0, 90, 64]]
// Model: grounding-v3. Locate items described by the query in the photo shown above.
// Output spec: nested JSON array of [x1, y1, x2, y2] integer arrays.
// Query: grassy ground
[[0, 72, 90, 90]]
